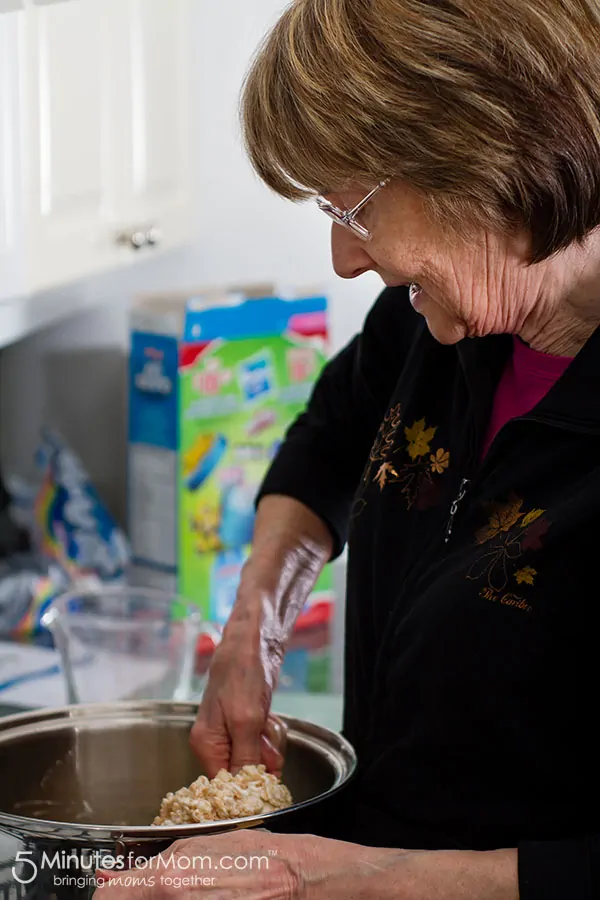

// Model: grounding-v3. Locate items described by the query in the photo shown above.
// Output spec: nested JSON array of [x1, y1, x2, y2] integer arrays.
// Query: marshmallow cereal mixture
[[152, 765, 293, 826]]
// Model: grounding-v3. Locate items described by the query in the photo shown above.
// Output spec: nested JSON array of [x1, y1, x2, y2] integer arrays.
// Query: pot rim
[[0, 700, 356, 842]]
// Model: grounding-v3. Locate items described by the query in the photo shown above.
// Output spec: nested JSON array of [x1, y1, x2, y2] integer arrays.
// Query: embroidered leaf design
[[522, 517, 550, 551], [468, 547, 514, 591], [489, 551, 512, 593], [405, 419, 437, 460], [374, 462, 398, 491], [430, 448, 450, 474], [476, 497, 524, 544], [467, 548, 505, 582], [388, 404, 403, 432], [522, 508, 545, 528], [369, 404, 402, 464], [515, 566, 537, 586]]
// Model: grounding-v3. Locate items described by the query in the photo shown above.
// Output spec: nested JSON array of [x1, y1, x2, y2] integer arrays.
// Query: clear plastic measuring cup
[[42, 585, 206, 704]]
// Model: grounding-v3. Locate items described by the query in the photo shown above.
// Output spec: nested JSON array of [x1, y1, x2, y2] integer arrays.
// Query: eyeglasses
[[316, 178, 390, 241]]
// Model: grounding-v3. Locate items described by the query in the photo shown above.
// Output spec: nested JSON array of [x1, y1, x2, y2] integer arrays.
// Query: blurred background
[[0, 0, 381, 706]]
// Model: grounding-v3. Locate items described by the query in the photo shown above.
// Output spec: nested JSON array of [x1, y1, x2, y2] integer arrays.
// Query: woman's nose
[[331, 225, 375, 279]]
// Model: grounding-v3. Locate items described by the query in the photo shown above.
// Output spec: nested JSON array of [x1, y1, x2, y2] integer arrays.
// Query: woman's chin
[[422, 311, 468, 345]]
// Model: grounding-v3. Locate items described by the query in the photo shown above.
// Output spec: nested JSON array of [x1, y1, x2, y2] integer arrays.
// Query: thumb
[[260, 733, 284, 777], [264, 714, 288, 755], [261, 714, 288, 776]]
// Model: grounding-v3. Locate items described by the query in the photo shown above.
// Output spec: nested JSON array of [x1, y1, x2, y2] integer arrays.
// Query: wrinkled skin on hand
[[190, 594, 287, 778], [95, 831, 519, 900], [96, 831, 381, 900]]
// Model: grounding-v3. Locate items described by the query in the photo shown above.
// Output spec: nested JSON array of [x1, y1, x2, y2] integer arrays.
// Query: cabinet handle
[[116, 230, 147, 251], [146, 225, 162, 247]]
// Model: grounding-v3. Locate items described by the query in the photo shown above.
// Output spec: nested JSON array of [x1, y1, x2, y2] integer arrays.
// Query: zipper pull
[[445, 478, 471, 544]]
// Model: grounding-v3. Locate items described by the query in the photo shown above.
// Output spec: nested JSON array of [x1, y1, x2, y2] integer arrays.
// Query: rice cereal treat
[[153, 765, 293, 826]]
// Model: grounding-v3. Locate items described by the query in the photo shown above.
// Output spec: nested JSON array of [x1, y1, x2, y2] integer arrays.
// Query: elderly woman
[[100, 1, 600, 898]]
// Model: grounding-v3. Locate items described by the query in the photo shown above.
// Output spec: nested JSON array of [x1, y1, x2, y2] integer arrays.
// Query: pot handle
[[113, 836, 173, 865]]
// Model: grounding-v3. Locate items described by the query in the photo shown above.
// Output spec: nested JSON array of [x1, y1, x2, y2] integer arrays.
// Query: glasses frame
[[316, 178, 390, 241]]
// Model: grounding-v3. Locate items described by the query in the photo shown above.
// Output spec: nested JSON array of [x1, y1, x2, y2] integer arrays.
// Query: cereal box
[[128, 287, 334, 657]]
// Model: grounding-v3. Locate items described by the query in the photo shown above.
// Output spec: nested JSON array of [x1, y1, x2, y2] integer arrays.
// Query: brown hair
[[241, 0, 600, 261]]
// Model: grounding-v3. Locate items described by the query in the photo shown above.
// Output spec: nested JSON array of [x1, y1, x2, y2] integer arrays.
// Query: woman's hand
[[190, 497, 332, 779], [189, 601, 286, 777], [94, 831, 519, 900], [95, 831, 385, 900]]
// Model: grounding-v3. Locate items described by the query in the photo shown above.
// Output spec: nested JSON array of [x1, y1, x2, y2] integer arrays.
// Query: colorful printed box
[[128, 287, 335, 690]]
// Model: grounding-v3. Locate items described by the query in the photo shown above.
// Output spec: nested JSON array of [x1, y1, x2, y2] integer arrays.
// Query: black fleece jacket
[[260, 285, 600, 899]]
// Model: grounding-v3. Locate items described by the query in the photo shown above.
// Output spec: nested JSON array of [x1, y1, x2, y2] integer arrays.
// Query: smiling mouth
[[409, 283, 424, 305], [382, 278, 421, 289], [380, 276, 427, 307]]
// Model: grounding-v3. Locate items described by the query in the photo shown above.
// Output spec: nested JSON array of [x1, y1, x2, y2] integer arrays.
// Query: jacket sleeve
[[256, 285, 422, 558], [519, 839, 600, 899]]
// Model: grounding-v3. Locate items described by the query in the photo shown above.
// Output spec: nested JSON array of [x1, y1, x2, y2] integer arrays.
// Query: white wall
[[0, 0, 382, 520]]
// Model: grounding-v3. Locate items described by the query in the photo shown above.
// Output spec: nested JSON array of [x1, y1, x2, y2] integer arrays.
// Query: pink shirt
[[481, 336, 573, 458]]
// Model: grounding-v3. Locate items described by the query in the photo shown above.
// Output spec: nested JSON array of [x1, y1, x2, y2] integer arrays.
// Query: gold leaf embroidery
[[475, 497, 524, 544], [515, 566, 537, 586], [521, 508, 545, 528], [354, 408, 450, 517], [375, 461, 398, 491], [430, 448, 450, 474], [405, 419, 438, 460], [368, 405, 402, 466]]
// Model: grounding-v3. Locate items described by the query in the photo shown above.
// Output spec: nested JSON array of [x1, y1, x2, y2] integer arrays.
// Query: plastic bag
[[0, 430, 129, 640], [31, 429, 130, 579]]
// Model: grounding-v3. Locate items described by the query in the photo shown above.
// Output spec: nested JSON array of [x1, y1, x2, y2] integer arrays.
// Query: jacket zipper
[[443, 412, 554, 547], [445, 477, 471, 544]]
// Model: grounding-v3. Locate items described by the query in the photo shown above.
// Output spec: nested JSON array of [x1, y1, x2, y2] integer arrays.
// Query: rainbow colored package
[[0, 555, 66, 642], [33, 430, 130, 580]]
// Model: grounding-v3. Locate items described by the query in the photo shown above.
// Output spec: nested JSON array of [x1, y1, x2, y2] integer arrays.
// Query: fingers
[[229, 712, 264, 774], [264, 714, 288, 755], [192, 702, 288, 780], [189, 717, 231, 779], [261, 714, 288, 776], [260, 733, 284, 778]]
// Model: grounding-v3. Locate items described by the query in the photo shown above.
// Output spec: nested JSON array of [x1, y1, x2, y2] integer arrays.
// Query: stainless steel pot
[[0, 702, 356, 899]]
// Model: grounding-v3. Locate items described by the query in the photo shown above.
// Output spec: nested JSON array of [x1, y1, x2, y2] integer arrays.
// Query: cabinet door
[[0, 10, 22, 305], [114, 0, 192, 253], [23, 0, 121, 292]]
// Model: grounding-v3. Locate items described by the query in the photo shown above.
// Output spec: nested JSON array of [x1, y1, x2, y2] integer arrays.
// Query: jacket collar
[[457, 324, 600, 436], [533, 323, 600, 433]]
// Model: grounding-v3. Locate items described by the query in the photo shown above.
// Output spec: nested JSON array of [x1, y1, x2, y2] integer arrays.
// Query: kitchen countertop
[[0, 642, 344, 730], [0, 702, 28, 718], [273, 692, 343, 731]]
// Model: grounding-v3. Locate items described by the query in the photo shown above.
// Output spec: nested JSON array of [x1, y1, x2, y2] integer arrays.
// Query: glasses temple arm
[[348, 179, 390, 217]]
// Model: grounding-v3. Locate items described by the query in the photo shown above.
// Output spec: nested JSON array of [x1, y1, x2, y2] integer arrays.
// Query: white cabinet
[[0, 0, 192, 317], [113, 0, 191, 251], [22, 0, 119, 292], [0, 10, 23, 304]]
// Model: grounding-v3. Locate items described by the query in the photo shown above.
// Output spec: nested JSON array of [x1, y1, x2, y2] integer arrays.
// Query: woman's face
[[328, 180, 552, 344]]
